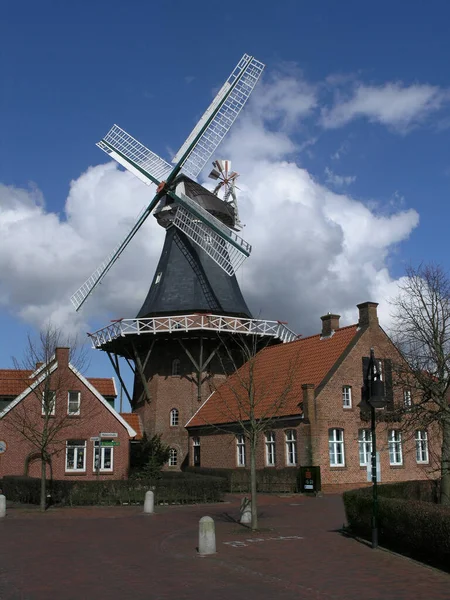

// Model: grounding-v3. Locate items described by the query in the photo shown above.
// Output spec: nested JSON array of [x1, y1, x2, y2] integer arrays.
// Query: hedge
[[184, 467, 299, 493], [343, 481, 450, 571], [0, 473, 226, 507]]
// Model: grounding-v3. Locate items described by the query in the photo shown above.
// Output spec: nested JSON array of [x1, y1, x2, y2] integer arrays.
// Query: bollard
[[144, 490, 154, 514], [240, 497, 251, 525], [198, 516, 216, 555], [0, 495, 5, 518]]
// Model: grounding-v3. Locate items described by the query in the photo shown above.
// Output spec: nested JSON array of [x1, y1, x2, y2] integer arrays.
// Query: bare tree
[[390, 264, 450, 504], [5, 325, 92, 511], [203, 334, 299, 530]]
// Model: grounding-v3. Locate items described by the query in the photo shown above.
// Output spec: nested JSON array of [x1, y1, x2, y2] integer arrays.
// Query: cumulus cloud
[[0, 72, 421, 337], [322, 82, 448, 132]]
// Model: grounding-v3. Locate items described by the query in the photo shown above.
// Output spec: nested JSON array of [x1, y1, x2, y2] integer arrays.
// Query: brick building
[[186, 302, 439, 492], [0, 347, 137, 480]]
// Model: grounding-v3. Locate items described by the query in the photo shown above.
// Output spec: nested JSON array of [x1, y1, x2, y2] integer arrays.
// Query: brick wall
[[133, 336, 245, 470], [0, 358, 130, 481]]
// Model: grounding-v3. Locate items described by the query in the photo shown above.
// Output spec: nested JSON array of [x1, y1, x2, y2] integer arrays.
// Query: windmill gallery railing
[[89, 314, 298, 348]]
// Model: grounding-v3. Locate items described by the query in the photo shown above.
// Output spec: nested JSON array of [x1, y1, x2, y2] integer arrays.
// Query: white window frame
[[168, 448, 178, 467], [388, 430, 403, 465], [170, 408, 179, 427], [67, 391, 81, 416], [342, 386, 352, 408], [65, 440, 86, 472], [285, 430, 297, 466], [172, 359, 181, 376], [329, 428, 345, 466], [403, 389, 412, 408], [265, 431, 276, 466], [358, 429, 372, 466], [415, 430, 429, 464], [41, 390, 56, 416], [93, 440, 114, 472], [236, 434, 246, 467]]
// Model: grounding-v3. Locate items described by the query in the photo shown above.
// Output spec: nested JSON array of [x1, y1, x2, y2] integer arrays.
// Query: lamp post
[[365, 347, 387, 549]]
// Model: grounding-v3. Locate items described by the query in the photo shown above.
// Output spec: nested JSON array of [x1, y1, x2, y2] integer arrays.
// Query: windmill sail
[[172, 54, 265, 180], [97, 125, 172, 186]]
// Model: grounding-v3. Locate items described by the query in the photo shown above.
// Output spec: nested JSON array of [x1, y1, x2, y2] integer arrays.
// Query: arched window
[[168, 448, 178, 467], [172, 359, 181, 376], [285, 430, 297, 466], [170, 408, 179, 427]]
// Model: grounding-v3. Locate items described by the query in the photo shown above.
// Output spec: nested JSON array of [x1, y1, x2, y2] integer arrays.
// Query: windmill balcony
[[88, 313, 297, 350]]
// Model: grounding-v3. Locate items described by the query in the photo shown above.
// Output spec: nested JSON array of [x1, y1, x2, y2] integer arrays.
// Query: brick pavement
[[0, 494, 449, 600]]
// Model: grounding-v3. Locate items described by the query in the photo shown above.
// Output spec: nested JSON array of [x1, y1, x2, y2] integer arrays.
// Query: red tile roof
[[120, 413, 143, 440], [0, 370, 117, 399], [86, 378, 116, 397], [187, 324, 359, 427]]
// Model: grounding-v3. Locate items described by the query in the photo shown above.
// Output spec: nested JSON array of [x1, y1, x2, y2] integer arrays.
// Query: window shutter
[[384, 359, 394, 409], [361, 356, 370, 405]]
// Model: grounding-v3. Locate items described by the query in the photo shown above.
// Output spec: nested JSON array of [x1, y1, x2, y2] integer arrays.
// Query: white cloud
[[0, 72, 420, 338], [324, 167, 356, 188], [322, 82, 448, 131]]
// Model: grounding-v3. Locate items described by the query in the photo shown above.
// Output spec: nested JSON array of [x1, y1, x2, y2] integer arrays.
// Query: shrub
[[184, 467, 298, 493], [343, 482, 450, 572], [2, 473, 226, 507]]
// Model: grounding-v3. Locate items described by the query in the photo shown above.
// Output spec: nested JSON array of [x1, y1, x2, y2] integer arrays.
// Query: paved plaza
[[0, 494, 449, 600]]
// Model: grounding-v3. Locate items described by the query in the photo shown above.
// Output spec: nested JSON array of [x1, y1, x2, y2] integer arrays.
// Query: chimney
[[357, 302, 379, 328], [320, 313, 340, 337], [55, 347, 70, 367], [301, 383, 315, 422]]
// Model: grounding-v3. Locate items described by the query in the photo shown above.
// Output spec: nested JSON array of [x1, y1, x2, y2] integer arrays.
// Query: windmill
[[71, 54, 264, 312], [209, 160, 242, 228], [75, 54, 297, 468]]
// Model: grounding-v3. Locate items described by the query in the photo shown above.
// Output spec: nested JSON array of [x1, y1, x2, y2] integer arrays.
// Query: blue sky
[[1, 0, 450, 406]]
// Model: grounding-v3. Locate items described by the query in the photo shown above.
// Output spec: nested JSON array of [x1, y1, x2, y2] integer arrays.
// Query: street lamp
[[365, 347, 387, 549]]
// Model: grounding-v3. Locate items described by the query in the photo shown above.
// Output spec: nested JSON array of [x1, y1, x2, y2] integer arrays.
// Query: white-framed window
[[415, 430, 429, 463], [236, 434, 246, 467], [172, 359, 181, 376], [168, 448, 178, 467], [155, 272, 162, 284], [170, 408, 179, 426], [358, 429, 372, 466], [403, 389, 412, 408], [192, 437, 201, 467], [93, 441, 113, 472], [265, 431, 276, 466], [329, 428, 345, 466], [388, 430, 403, 465], [285, 430, 297, 466], [342, 386, 352, 408], [67, 391, 81, 415], [66, 440, 86, 472], [41, 390, 56, 416]]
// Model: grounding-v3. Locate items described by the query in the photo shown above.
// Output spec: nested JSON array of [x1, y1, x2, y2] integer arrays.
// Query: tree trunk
[[250, 438, 258, 530], [40, 456, 47, 512], [440, 415, 450, 505]]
